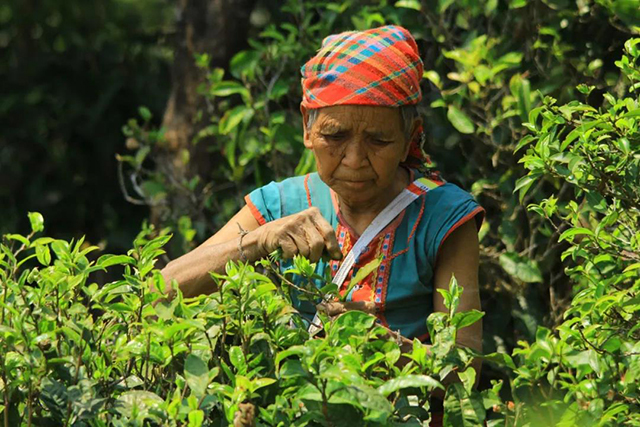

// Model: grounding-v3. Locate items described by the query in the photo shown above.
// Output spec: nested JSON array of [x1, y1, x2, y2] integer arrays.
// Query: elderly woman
[[162, 26, 483, 355]]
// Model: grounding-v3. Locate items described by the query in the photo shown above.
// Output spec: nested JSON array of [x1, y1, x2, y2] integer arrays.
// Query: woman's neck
[[337, 167, 410, 236]]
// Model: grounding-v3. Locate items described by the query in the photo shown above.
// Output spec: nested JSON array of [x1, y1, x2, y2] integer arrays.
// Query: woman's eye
[[372, 138, 392, 145], [322, 133, 346, 142]]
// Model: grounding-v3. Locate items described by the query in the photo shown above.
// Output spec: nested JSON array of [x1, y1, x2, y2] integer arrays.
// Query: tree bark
[[153, 0, 256, 231]]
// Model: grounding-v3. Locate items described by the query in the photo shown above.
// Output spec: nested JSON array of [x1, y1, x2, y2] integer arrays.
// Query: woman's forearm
[[160, 229, 265, 298]]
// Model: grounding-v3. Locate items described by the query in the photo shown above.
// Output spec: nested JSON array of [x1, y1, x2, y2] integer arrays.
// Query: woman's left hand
[[316, 300, 377, 317]]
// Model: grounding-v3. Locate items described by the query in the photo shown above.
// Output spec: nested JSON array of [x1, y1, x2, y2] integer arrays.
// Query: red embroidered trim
[[244, 195, 267, 226], [304, 173, 312, 208], [388, 247, 409, 261], [329, 187, 340, 213], [377, 312, 390, 328], [407, 195, 426, 243], [329, 223, 351, 283], [373, 232, 393, 306], [378, 230, 396, 314], [387, 193, 426, 262], [406, 182, 424, 195]]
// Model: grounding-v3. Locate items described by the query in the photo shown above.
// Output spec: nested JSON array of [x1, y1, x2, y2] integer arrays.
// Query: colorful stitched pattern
[[301, 25, 423, 109], [330, 224, 395, 317]]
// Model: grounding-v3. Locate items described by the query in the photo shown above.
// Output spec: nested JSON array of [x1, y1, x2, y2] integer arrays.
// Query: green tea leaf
[[28, 212, 44, 233], [447, 106, 476, 134], [188, 410, 204, 427], [451, 310, 485, 329], [499, 252, 543, 283], [35, 244, 51, 266], [219, 105, 252, 135], [184, 354, 209, 396], [443, 383, 486, 426], [378, 375, 443, 397], [95, 254, 135, 269]]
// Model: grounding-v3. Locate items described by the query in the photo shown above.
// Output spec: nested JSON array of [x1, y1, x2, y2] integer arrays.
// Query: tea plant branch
[[265, 265, 323, 299], [117, 160, 148, 206], [319, 378, 333, 427], [144, 332, 151, 386], [578, 328, 606, 355], [1, 355, 9, 427], [204, 327, 220, 372], [26, 380, 33, 427], [64, 340, 85, 427], [1, 229, 36, 324]]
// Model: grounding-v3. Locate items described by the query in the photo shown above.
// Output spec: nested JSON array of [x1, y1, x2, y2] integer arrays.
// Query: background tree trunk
[[153, 0, 256, 233]]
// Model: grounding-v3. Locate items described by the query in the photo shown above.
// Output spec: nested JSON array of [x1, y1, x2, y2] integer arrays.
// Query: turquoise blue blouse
[[245, 170, 484, 340]]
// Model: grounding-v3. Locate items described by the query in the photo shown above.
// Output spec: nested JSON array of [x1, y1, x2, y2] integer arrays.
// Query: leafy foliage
[[0, 215, 498, 426], [505, 38, 640, 425]]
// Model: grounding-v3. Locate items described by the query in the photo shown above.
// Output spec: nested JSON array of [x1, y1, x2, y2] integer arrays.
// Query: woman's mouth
[[340, 179, 372, 189]]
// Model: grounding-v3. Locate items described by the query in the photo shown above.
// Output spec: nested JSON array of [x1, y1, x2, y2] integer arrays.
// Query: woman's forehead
[[315, 105, 403, 132]]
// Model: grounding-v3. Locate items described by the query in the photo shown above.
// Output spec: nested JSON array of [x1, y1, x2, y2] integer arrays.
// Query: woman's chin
[[340, 180, 372, 191], [333, 181, 377, 203]]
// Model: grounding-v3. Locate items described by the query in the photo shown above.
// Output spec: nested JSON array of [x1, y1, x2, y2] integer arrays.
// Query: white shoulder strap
[[308, 177, 433, 335], [332, 178, 432, 287]]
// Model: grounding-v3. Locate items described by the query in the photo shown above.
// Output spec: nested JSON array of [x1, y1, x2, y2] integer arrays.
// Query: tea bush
[[0, 215, 506, 426], [504, 38, 640, 425]]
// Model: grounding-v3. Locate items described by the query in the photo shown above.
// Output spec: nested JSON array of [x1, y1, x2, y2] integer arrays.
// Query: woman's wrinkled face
[[303, 105, 412, 205]]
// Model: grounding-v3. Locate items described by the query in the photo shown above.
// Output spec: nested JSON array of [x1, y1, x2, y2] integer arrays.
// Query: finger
[[279, 235, 298, 259], [311, 214, 342, 260], [320, 301, 347, 316], [343, 301, 377, 314], [306, 227, 325, 262], [288, 231, 310, 259]]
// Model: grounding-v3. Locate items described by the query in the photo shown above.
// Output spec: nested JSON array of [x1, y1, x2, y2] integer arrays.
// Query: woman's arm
[[160, 206, 262, 297], [433, 219, 483, 380], [160, 206, 342, 298]]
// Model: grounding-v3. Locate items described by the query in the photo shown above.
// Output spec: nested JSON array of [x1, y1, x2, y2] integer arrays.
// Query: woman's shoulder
[[427, 181, 476, 203], [410, 169, 476, 203], [409, 173, 484, 263]]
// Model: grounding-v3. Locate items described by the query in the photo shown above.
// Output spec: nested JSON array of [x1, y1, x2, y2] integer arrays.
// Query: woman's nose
[[341, 139, 369, 168]]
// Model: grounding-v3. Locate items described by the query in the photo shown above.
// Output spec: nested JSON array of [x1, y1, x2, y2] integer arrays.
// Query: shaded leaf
[[185, 354, 209, 396], [447, 106, 475, 134]]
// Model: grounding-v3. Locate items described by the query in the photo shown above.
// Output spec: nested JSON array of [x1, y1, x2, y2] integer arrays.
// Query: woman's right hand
[[255, 207, 343, 262]]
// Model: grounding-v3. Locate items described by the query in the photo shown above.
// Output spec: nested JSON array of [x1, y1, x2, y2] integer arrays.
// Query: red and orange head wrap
[[301, 25, 429, 167]]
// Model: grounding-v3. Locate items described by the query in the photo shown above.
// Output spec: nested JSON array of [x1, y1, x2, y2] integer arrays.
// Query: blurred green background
[[1, 0, 173, 250]]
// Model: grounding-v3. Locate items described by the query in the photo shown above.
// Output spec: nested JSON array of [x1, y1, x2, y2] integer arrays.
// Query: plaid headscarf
[[301, 25, 429, 167]]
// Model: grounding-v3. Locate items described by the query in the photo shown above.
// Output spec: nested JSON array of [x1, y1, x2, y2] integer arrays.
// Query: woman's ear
[[300, 105, 313, 149], [402, 117, 423, 161]]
